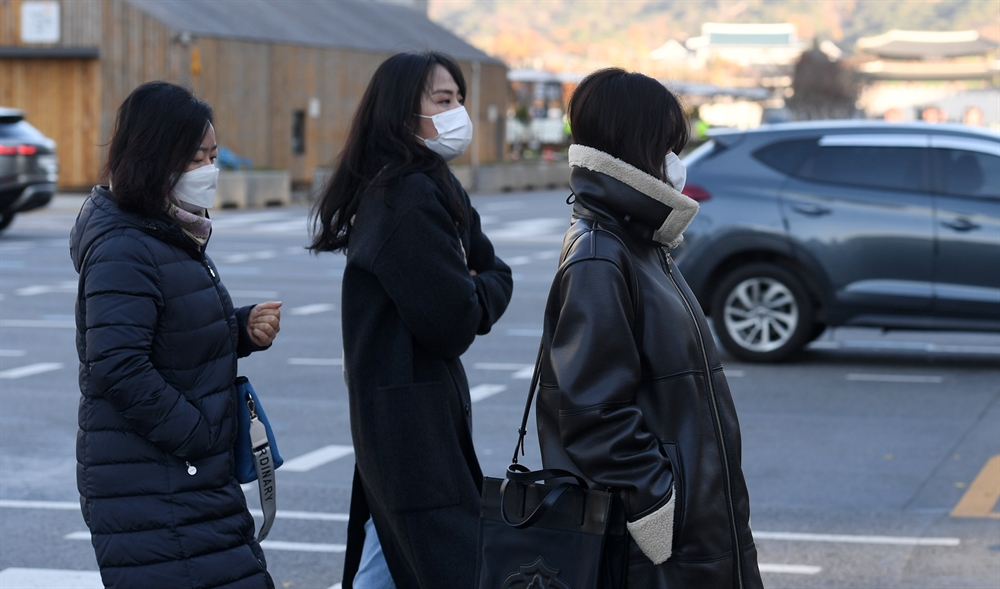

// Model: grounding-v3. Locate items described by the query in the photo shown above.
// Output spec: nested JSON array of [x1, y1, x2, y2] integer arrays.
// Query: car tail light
[[0, 145, 38, 155], [682, 183, 711, 201]]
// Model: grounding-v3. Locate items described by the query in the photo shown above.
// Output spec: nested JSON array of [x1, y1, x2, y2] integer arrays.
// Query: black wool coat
[[70, 187, 272, 589], [340, 173, 512, 588]]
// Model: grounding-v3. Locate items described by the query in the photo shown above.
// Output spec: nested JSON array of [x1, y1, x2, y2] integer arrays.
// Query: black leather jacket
[[535, 146, 763, 587]]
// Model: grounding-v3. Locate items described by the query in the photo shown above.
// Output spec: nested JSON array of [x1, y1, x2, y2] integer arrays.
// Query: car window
[[753, 139, 817, 176], [935, 149, 1000, 200], [805, 146, 926, 193], [0, 120, 47, 141]]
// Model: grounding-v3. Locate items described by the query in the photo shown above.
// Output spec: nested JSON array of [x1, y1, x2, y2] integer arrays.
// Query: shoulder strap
[[510, 226, 642, 465]]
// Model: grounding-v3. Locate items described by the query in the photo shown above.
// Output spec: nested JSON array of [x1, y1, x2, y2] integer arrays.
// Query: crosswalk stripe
[[0, 363, 63, 379], [846, 373, 943, 384], [281, 445, 355, 472], [0, 500, 78, 510], [259, 540, 346, 552], [290, 303, 336, 316], [0, 320, 74, 329]]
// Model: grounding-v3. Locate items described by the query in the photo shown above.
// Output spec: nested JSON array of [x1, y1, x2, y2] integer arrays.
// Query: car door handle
[[791, 203, 832, 216], [941, 218, 979, 232]]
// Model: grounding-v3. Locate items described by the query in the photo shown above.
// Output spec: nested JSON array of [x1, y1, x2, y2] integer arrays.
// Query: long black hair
[[569, 68, 688, 184], [103, 81, 214, 217], [309, 52, 468, 253]]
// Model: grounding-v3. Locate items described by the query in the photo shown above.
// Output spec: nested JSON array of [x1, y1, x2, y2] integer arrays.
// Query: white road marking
[[755, 531, 960, 546], [726, 370, 746, 377], [63, 532, 92, 540], [809, 339, 1000, 355], [470, 384, 507, 402], [259, 540, 346, 552], [281, 445, 355, 472], [0, 363, 63, 379], [218, 251, 278, 264], [506, 256, 533, 266], [506, 328, 543, 337], [288, 358, 343, 366], [846, 373, 943, 384], [290, 303, 336, 316], [228, 290, 280, 299], [758, 564, 821, 575], [0, 320, 74, 329], [15, 282, 76, 296], [488, 218, 567, 242], [533, 250, 560, 260], [0, 500, 78, 510], [0, 350, 26, 357], [512, 366, 534, 379], [0, 568, 103, 588], [474, 363, 533, 371], [211, 212, 291, 227], [329, 584, 343, 589]]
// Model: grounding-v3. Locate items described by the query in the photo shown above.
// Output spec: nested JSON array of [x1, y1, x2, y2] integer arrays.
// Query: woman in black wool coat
[[70, 82, 282, 589], [309, 52, 513, 588], [534, 69, 764, 588]]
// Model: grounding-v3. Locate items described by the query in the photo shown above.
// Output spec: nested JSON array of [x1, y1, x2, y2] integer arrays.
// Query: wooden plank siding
[[0, 57, 100, 188], [3, 0, 509, 188]]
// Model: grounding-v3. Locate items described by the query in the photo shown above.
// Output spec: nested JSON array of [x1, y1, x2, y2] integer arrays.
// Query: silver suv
[[674, 121, 1000, 362], [0, 107, 58, 232]]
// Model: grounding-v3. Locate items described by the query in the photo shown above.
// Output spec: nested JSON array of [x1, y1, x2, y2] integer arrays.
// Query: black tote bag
[[475, 345, 628, 589]]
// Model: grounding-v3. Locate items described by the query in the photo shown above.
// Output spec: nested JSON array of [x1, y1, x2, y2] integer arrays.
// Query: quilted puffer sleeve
[[82, 234, 228, 460]]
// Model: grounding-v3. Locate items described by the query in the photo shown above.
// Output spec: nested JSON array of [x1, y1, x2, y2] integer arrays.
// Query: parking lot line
[[758, 564, 821, 575], [0, 568, 102, 589], [0, 363, 63, 379], [755, 531, 959, 546], [470, 384, 507, 402], [845, 373, 943, 383], [281, 445, 355, 472], [951, 454, 1000, 519]]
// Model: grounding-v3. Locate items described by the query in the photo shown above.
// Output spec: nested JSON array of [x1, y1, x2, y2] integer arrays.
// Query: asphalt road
[[1, 191, 998, 589]]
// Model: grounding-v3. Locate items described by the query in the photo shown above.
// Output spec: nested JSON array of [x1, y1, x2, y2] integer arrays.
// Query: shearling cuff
[[626, 487, 675, 565]]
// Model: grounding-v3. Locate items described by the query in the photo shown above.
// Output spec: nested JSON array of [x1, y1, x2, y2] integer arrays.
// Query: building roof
[[127, 0, 500, 63], [687, 23, 802, 49], [856, 30, 998, 59]]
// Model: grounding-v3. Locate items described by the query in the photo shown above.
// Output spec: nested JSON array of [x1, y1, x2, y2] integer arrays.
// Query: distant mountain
[[428, 0, 999, 72]]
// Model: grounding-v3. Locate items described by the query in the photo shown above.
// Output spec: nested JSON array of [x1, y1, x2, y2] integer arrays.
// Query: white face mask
[[664, 151, 687, 192], [173, 164, 219, 209], [417, 106, 473, 162]]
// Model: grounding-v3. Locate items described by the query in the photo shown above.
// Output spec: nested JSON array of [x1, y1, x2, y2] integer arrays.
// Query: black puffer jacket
[[70, 187, 271, 589], [536, 146, 763, 588]]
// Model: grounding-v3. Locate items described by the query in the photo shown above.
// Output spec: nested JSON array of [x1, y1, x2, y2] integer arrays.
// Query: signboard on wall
[[21, 1, 61, 44]]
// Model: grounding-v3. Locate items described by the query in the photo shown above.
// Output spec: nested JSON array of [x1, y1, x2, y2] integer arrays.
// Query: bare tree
[[788, 42, 859, 120]]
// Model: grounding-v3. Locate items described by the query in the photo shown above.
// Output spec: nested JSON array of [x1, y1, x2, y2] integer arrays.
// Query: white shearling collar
[[568, 144, 698, 248]]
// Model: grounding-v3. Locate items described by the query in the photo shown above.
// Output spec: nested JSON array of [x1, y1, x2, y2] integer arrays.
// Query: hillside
[[428, 0, 1000, 73]]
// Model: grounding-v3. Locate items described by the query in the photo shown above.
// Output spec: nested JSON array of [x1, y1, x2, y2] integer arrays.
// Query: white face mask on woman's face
[[664, 151, 687, 192], [417, 106, 474, 161], [173, 164, 219, 210]]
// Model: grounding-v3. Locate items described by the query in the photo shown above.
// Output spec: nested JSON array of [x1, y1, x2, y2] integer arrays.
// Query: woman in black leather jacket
[[535, 69, 764, 588]]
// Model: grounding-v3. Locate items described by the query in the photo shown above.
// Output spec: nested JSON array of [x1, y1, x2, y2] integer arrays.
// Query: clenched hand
[[247, 301, 282, 347]]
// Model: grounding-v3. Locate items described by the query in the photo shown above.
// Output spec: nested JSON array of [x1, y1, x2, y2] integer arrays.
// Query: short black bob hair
[[569, 68, 688, 185], [104, 81, 214, 217], [309, 51, 467, 253]]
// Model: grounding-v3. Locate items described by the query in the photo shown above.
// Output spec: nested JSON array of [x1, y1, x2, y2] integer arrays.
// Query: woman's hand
[[247, 301, 281, 348]]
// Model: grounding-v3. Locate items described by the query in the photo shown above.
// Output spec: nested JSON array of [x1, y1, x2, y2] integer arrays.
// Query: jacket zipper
[[660, 249, 745, 589], [202, 256, 241, 445]]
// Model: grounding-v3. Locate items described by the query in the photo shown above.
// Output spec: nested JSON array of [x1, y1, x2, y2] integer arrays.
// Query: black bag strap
[[507, 463, 589, 489], [499, 479, 583, 529]]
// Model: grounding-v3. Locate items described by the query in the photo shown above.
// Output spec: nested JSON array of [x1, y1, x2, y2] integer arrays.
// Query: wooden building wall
[[0, 0, 103, 188], [3, 0, 509, 189]]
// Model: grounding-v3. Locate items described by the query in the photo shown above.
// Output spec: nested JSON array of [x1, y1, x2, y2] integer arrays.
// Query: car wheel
[[0, 209, 14, 231], [710, 263, 814, 362]]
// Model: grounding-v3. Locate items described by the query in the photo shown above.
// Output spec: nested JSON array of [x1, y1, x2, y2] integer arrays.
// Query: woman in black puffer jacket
[[70, 82, 282, 589]]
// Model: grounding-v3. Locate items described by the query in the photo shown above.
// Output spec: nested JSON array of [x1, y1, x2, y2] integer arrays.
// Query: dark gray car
[[673, 121, 1000, 362], [0, 107, 58, 231]]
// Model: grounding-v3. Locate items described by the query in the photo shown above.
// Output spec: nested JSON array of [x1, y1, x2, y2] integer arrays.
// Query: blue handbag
[[234, 376, 283, 541]]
